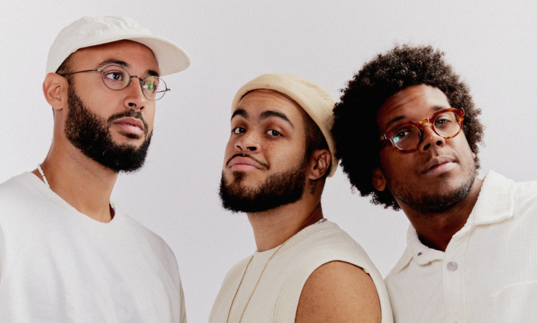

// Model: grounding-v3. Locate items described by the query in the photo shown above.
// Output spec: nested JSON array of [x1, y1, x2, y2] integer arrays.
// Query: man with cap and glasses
[[332, 44, 537, 322], [210, 73, 393, 323], [0, 16, 189, 322]]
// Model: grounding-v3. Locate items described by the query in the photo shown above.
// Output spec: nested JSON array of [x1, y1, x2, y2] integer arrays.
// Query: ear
[[308, 149, 331, 180], [372, 168, 387, 191], [43, 72, 69, 112]]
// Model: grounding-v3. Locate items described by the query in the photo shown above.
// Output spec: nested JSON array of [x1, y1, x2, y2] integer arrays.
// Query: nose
[[123, 76, 147, 111], [235, 132, 261, 153], [418, 125, 445, 153]]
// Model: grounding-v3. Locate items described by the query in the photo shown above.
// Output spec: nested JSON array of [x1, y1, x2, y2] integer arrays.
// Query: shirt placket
[[442, 232, 469, 323]]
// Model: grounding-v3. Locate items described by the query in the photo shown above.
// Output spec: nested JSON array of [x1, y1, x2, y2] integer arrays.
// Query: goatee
[[64, 84, 152, 173], [219, 159, 308, 213]]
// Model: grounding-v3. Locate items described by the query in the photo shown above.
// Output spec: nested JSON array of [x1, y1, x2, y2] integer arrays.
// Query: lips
[[112, 117, 145, 135], [421, 156, 456, 175], [227, 155, 267, 171]]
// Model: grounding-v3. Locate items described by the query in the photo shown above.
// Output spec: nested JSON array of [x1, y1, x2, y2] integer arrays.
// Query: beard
[[64, 84, 152, 173], [219, 158, 308, 213], [386, 160, 477, 216]]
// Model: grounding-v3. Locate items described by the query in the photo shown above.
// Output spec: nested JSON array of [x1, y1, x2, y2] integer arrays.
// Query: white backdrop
[[1, 0, 536, 321]]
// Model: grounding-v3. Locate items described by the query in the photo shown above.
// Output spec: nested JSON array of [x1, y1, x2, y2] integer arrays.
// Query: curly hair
[[332, 45, 484, 210]]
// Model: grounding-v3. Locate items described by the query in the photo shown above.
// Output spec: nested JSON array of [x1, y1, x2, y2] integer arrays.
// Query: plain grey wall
[[1, 0, 536, 321]]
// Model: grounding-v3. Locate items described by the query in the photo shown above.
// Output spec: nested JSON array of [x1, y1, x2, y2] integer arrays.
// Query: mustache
[[226, 153, 269, 169], [107, 110, 149, 134]]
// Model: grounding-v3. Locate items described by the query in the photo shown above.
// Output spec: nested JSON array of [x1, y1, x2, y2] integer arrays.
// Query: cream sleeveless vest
[[209, 220, 393, 323]]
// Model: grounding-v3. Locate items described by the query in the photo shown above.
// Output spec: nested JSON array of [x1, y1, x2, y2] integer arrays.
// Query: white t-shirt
[[385, 171, 537, 323], [0, 172, 186, 323], [209, 221, 393, 323]]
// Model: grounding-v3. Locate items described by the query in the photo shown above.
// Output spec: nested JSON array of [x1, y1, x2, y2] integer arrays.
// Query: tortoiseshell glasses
[[380, 108, 465, 153]]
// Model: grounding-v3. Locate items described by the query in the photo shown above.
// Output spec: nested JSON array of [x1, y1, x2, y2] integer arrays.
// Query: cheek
[[459, 142, 476, 168], [268, 140, 303, 166], [450, 133, 474, 161], [379, 149, 413, 179], [262, 141, 277, 160], [85, 94, 124, 122], [76, 88, 107, 115], [378, 149, 393, 172]]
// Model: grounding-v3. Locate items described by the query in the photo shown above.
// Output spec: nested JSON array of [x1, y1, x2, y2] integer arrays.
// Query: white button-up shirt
[[385, 171, 537, 323]]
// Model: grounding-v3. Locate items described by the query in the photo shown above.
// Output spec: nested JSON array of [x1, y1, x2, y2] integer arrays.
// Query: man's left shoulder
[[486, 171, 537, 196], [495, 172, 537, 212], [480, 171, 537, 214], [512, 178, 537, 198]]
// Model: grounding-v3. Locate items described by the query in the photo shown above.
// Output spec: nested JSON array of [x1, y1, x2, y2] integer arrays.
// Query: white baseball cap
[[46, 16, 190, 76], [232, 73, 339, 177]]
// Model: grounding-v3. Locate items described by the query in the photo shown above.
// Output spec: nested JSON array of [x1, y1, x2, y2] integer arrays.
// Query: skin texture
[[223, 89, 381, 322], [33, 40, 159, 223], [296, 261, 381, 323], [373, 85, 483, 251]]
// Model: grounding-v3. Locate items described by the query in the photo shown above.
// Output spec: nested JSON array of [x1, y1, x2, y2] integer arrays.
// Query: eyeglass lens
[[101, 65, 168, 101], [392, 111, 462, 150]]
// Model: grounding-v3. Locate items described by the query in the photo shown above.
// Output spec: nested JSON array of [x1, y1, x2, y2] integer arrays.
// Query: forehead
[[234, 89, 306, 121], [377, 84, 451, 129], [68, 40, 159, 73]]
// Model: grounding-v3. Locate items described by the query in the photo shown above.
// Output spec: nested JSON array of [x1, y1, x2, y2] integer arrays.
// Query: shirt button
[[417, 252, 422, 256], [447, 261, 458, 271]]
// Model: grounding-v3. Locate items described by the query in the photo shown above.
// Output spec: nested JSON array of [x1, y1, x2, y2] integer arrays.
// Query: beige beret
[[231, 73, 338, 177]]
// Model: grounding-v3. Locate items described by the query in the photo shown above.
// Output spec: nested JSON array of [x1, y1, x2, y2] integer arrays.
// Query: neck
[[247, 198, 324, 252], [32, 139, 119, 223], [401, 176, 484, 252]]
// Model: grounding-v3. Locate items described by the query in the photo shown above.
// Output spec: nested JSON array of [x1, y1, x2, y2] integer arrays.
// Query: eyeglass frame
[[58, 64, 170, 101], [379, 108, 465, 153]]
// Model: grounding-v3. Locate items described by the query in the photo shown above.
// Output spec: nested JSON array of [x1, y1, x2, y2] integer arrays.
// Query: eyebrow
[[97, 59, 160, 77], [384, 105, 448, 131], [384, 116, 405, 132], [231, 109, 294, 128], [259, 111, 294, 128], [231, 109, 248, 121], [97, 59, 128, 69]]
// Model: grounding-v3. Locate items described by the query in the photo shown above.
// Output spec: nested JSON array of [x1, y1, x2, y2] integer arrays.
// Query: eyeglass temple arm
[[57, 69, 102, 76]]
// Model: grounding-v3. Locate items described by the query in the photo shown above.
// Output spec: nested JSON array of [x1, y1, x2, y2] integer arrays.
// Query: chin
[[229, 170, 264, 184], [118, 132, 144, 140], [112, 136, 144, 148]]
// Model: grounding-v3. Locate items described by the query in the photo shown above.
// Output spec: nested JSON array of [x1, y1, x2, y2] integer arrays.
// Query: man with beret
[[0, 16, 190, 322], [209, 73, 393, 323], [332, 45, 537, 322]]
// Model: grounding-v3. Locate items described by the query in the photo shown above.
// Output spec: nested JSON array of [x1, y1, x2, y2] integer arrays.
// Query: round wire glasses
[[59, 64, 170, 101], [380, 108, 465, 153]]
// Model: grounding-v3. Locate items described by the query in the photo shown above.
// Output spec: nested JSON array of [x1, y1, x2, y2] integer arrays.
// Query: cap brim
[[129, 36, 190, 76]]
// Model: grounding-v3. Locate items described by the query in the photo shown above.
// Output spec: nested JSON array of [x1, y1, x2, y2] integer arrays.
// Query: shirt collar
[[466, 170, 515, 225], [408, 225, 445, 266], [391, 170, 515, 273]]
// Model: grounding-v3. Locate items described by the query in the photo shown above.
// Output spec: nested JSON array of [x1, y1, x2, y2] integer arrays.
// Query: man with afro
[[332, 45, 537, 322]]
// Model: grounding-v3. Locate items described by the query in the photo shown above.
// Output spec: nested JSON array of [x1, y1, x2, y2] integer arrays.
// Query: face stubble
[[64, 83, 152, 173], [384, 158, 477, 216], [219, 156, 308, 213]]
